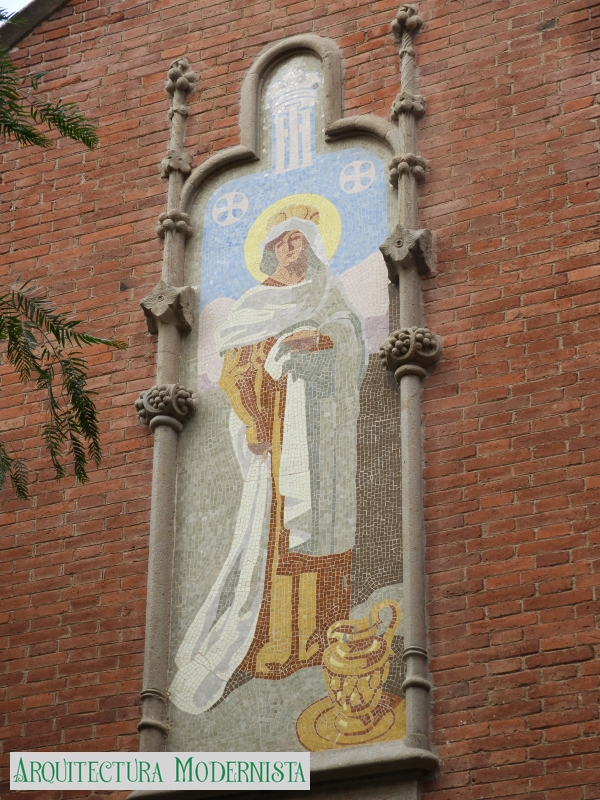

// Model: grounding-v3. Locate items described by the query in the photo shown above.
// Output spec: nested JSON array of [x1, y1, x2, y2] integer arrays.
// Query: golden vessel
[[296, 599, 406, 750]]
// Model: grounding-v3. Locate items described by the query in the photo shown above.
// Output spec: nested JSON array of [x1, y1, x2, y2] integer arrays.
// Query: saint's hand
[[282, 330, 333, 352], [247, 441, 271, 460]]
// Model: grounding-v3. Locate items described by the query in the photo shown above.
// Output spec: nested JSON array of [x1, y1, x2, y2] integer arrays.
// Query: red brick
[[0, 1, 598, 798]]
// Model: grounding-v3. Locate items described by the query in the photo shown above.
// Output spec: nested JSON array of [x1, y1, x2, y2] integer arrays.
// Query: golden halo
[[244, 193, 342, 283]]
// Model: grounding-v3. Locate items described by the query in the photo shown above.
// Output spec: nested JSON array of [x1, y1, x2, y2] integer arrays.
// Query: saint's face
[[266, 230, 309, 285], [273, 230, 306, 269]]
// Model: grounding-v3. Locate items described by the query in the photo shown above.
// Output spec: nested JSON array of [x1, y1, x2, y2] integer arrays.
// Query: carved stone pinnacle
[[391, 4, 423, 40], [380, 223, 435, 282], [380, 327, 442, 381], [389, 153, 427, 187], [391, 91, 425, 120], [140, 280, 195, 335], [165, 58, 197, 99], [156, 211, 193, 240], [135, 384, 196, 433]]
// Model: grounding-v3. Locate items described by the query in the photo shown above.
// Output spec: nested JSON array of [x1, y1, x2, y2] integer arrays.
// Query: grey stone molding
[[158, 57, 196, 260], [136, 55, 197, 757], [380, 223, 435, 282], [389, 153, 427, 187], [309, 739, 438, 783], [138, 688, 170, 739], [160, 150, 193, 180], [402, 646, 433, 692], [377, 1, 441, 761], [164, 58, 197, 100], [391, 91, 426, 120], [141, 280, 195, 335], [391, 3, 424, 38], [0, 0, 70, 50], [240, 34, 342, 149], [135, 10, 440, 789], [135, 384, 196, 433], [155, 211, 193, 240], [380, 327, 443, 383]]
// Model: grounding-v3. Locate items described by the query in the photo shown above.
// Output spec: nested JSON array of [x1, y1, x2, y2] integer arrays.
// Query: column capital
[[140, 280, 195, 334], [380, 223, 435, 281], [389, 153, 427, 187], [391, 90, 425, 120], [135, 384, 196, 433], [380, 326, 442, 382], [160, 149, 192, 179], [155, 210, 193, 240]]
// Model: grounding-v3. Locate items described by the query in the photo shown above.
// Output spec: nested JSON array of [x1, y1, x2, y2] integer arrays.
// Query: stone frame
[[132, 9, 440, 796]]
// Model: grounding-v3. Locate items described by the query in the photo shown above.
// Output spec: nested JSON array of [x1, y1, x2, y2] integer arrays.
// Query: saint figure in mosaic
[[170, 201, 367, 713]]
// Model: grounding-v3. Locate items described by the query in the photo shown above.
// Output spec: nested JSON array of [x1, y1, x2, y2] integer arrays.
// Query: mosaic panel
[[170, 55, 404, 753]]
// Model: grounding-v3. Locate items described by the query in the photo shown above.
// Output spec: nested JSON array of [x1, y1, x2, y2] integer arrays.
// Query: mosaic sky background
[[199, 148, 388, 310]]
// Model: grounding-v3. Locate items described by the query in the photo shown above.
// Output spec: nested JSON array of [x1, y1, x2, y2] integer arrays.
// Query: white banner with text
[[10, 752, 310, 791]]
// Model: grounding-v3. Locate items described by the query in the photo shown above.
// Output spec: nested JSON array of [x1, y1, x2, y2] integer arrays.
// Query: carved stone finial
[[391, 91, 425, 120], [380, 223, 435, 282], [140, 280, 195, 334], [391, 4, 423, 40], [165, 57, 197, 99], [380, 327, 442, 381], [156, 211, 193, 240], [389, 153, 427, 187], [135, 384, 196, 433], [160, 149, 192, 179]]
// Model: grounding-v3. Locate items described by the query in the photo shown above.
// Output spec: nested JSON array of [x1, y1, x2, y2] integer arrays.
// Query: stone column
[[380, 4, 442, 753], [134, 58, 197, 752]]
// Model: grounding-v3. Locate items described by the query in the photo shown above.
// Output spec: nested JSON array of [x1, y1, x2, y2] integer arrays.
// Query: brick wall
[[418, 2, 600, 797], [1, 0, 598, 798]]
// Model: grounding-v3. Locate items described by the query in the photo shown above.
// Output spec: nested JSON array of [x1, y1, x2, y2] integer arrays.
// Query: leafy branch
[[0, 281, 126, 499], [0, 9, 98, 149]]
